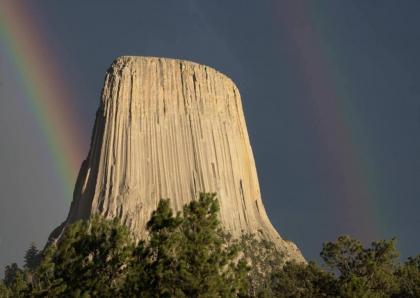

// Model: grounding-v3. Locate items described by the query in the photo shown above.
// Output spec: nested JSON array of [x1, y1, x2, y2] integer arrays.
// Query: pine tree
[[125, 194, 249, 297], [321, 235, 399, 297], [0, 281, 10, 298], [239, 234, 285, 296], [140, 198, 184, 297], [31, 216, 134, 296], [177, 193, 248, 297], [270, 261, 337, 298], [9, 192, 420, 297], [23, 242, 40, 272], [2, 264, 28, 298], [3, 263, 22, 288], [393, 255, 420, 298]]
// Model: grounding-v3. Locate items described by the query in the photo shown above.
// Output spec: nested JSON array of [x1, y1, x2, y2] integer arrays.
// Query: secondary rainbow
[[275, 2, 383, 240], [0, 1, 85, 198]]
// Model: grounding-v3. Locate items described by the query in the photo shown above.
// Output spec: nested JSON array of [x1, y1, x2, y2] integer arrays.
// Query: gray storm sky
[[1, 0, 420, 271]]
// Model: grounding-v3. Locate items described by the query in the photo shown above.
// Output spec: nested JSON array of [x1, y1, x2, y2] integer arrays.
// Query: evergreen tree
[[270, 261, 337, 298], [31, 215, 134, 297], [393, 254, 420, 298], [3, 263, 21, 288], [23, 242, 40, 272], [126, 194, 249, 297], [3, 194, 420, 297], [3, 267, 28, 298], [239, 234, 284, 297], [0, 281, 10, 298], [177, 193, 249, 297], [134, 198, 184, 297], [321, 235, 399, 297]]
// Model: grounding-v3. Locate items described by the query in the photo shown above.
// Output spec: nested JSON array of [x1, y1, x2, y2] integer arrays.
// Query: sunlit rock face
[[53, 56, 304, 262]]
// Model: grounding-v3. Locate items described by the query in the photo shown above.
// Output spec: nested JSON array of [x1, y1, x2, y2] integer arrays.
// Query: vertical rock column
[[58, 56, 304, 262]]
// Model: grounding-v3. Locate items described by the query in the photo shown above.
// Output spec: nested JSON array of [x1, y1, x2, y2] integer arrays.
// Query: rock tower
[[53, 56, 304, 262]]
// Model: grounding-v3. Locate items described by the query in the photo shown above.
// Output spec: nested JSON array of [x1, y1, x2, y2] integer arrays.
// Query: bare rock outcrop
[[55, 56, 304, 262]]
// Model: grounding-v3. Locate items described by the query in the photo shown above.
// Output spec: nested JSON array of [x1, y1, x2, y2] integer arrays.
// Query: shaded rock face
[[57, 56, 304, 262]]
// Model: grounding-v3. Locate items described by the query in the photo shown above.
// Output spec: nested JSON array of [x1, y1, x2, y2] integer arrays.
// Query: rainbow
[[275, 2, 382, 240], [0, 1, 85, 199], [0, 1, 384, 239]]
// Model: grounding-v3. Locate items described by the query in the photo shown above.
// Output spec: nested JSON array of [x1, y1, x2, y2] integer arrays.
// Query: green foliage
[[177, 193, 248, 297], [2, 263, 29, 297], [321, 235, 399, 297], [3, 267, 28, 298], [125, 193, 249, 297], [24, 242, 40, 272], [393, 254, 420, 298], [270, 261, 337, 298], [239, 234, 417, 298], [31, 215, 135, 297], [0, 282, 10, 298], [1, 193, 245, 297], [2, 196, 419, 297], [239, 234, 284, 297], [3, 263, 21, 288], [125, 198, 184, 297]]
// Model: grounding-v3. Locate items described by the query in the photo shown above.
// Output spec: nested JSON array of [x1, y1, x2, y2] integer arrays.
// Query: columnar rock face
[[56, 56, 304, 262]]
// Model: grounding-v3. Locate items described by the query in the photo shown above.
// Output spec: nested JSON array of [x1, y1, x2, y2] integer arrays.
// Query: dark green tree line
[[1, 193, 419, 297]]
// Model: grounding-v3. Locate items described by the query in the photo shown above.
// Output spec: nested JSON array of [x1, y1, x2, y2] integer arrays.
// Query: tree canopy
[[1, 193, 419, 297]]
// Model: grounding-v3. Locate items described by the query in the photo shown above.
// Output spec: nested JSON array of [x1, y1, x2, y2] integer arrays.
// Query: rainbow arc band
[[275, 1, 381, 239], [0, 0, 84, 198]]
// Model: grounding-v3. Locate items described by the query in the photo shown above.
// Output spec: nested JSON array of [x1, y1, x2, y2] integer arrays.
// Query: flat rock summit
[[52, 56, 304, 262]]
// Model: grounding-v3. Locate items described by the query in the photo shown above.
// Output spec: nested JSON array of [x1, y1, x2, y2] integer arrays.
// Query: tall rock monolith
[[53, 56, 304, 262]]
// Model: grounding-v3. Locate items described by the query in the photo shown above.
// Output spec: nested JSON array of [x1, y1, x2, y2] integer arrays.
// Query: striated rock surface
[[54, 56, 304, 262]]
